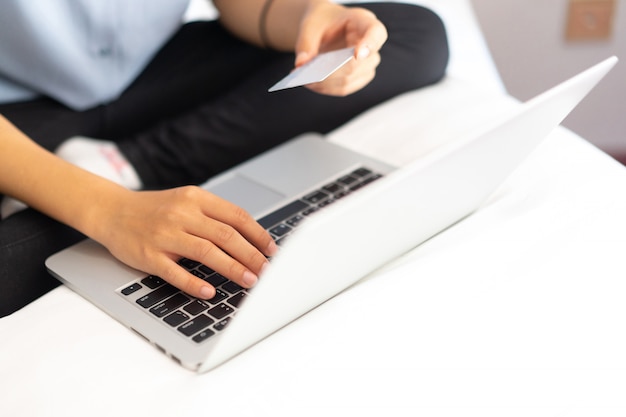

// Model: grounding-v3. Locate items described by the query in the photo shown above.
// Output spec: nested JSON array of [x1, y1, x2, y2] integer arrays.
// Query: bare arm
[[212, 0, 315, 51], [0, 115, 277, 299], [0, 115, 113, 234]]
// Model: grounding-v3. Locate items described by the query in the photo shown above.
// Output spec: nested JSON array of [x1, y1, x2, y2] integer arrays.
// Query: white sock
[[1, 137, 142, 219], [55, 136, 143, 190]]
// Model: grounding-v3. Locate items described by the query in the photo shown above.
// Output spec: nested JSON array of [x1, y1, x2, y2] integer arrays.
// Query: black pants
[[0, 3, 449, 316]]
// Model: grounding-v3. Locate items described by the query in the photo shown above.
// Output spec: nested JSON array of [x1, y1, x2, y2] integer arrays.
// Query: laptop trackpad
[[204, 174, 286, 218]]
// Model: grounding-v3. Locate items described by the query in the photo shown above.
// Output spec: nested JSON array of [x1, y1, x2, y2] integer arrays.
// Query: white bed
[[3, 2, 626, 416]]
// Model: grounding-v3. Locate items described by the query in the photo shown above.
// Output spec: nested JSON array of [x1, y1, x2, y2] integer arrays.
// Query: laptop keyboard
[[119, 167, 382, 344]]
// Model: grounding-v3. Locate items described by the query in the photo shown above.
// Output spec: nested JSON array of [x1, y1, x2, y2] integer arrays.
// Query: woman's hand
[[94, 186, 278, 300], [214, 0, 387, 96], [295, 2, 388, 96]]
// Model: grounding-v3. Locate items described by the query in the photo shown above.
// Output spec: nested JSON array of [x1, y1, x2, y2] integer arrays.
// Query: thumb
[[294, 15, 324, 67]]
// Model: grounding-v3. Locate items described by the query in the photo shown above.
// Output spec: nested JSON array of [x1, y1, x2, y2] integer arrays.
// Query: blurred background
[[470, 0, 625, 164]]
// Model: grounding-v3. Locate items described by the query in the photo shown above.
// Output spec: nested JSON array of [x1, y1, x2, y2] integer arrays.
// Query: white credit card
[[268, 47, 355, 92]]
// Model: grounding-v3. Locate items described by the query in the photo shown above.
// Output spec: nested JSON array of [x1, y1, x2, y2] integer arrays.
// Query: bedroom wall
[[470, 0, 626, 161]]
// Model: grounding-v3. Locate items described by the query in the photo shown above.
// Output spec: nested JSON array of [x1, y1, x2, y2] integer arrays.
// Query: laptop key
[[190, 269, 206, 280], [179, 258, 200, 270], [227, 292, 247, 308], [192, 329, 216, 343], [360, 174, 382, 185], [317, 199, 335, 208], [352, 167, 373, 177], [164, 310, 190, 327], [222, 281, 243, 294], [136, 284, 178, 308], [269, 223, 291, 238], [322, 182, 343, 194], [141, 275, 165, 289], [198, 265, 215, 275], [302, 206, 318, 216], [303, 190, 329, 204], [207, 303, 233, 320], [121, 283, 142, 296], [334, 190, 350, 199], [349, 182, 366, 191], [286, 214, 304, 227], [207, 289, 228, 304], [150, 293, 190, 318], [183, 299, 210, 315], [257, 199, 310, 229], [205, 273, 227, 288], [337, 174, 358, 186], [214, 317, 231, 331], [178, 314, 214, 337]]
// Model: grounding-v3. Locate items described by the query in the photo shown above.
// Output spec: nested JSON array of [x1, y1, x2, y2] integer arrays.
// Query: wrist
[[74, 178, 133, 245], [261, 0, 329, 51]]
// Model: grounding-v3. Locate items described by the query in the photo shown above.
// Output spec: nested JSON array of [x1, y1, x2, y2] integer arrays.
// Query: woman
[[0, 0, 449, 316]]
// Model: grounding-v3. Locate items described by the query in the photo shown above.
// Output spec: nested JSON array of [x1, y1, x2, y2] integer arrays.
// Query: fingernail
[[357, 46, 370, 60], [243, 271, 258, 287], [259, 261, 270, 277], [200, 285, 215, 299], [295, 51, 310, 66], [266, 240, 278, 256]]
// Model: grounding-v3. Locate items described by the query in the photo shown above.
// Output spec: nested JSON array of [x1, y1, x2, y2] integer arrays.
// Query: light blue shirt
[[0, 0, 191, 110]]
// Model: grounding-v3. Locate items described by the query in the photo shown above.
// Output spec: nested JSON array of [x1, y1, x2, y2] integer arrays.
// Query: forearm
[[0, 115, 127, 241], [213, 0, 326, 50]]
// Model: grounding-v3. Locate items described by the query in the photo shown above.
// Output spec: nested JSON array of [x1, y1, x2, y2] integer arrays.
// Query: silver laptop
[[46, 56, 617, 373]]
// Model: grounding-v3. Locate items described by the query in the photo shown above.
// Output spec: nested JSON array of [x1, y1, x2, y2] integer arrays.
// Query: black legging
[[0, 3, 449, 316]]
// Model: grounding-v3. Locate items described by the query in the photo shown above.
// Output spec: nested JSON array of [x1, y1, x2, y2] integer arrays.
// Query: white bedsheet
[[3, 87, 626, 416]]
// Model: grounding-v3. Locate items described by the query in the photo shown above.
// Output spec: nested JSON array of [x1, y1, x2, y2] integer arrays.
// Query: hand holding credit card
[[268, 47, 355, 92]]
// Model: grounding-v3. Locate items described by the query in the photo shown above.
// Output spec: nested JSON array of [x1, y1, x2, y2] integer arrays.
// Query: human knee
[[369, 2, 450, 90]]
